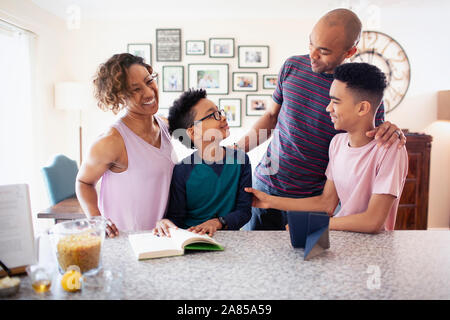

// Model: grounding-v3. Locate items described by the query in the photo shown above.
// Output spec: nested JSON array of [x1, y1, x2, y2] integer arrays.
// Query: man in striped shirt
[[238, 8, 407, 230]]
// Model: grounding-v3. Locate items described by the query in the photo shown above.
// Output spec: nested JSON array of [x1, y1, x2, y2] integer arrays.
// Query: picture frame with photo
[[246, 94, 272, 116], [127, 43, 152, 65], [263, 74, 278, 89], [232, 72, 258, 92], [209, 38, 235, 58], [219, 98, 241, 127], [162, 66, 184, 92], [186, 40, 206, 55], [188, 64, 229, 95], [238, 45, 269, 68], [156, 28, 182, 62]]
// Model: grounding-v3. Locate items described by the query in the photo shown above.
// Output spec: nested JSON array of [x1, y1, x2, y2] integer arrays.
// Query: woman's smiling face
[[125, 64, 159, 115]]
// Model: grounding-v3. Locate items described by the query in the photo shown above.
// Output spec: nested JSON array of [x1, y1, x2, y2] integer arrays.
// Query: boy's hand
[[244, 187, 272, 208], [366, 121, 406, 149], [153, 219, 178, 237], [188, 219, 222, 237]]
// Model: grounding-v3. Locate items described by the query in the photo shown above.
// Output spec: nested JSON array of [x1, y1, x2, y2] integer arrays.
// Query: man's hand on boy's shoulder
[[366, 121, 406, 149], [188, 218, 222, 237]]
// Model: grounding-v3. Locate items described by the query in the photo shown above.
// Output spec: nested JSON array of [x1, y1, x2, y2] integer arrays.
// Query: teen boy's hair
[[168, 88, 207, 149], [334, 62, 387, 112]]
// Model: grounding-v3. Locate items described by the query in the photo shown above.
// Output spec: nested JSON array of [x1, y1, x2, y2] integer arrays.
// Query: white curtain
[[0, 20, 36, 204]]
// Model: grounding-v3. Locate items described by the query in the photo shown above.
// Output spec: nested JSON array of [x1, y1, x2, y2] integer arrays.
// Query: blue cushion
[[41, 155, 78, 205]]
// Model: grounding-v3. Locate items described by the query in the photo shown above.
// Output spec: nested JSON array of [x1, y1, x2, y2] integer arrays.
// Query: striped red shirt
[[254, 55, 385, 197]]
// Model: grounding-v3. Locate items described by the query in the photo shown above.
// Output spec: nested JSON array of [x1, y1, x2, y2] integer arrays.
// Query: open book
[[128, 228, 224, 260]]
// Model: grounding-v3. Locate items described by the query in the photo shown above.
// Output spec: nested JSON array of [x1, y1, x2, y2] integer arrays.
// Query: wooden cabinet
[[395, 131, 432, 230]]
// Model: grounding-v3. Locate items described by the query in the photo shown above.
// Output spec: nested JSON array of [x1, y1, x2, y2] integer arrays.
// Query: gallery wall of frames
[[127, 28, 278, 128]]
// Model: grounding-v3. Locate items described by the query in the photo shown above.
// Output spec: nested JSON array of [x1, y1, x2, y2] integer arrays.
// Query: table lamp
[[437, 90, 450, 121], [54, 82, 88, 165]]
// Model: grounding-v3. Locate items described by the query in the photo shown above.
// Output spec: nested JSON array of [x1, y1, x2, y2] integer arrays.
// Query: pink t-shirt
[[325, 133, 408, 231], [99, 116, 175, 232]]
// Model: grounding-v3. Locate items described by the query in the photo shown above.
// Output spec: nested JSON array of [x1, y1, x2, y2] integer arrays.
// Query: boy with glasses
[[154, 89, 252, 237]]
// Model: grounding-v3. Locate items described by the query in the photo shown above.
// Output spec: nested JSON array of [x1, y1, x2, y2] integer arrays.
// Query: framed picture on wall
[[209, 38, 235, 58], [219, 98, 241, 127], [246, 94, 271, 116], [238, 46, 269, 68], [186, 40, 205, 55], [162, 66, 184, 92], [263, 74, 278, 89], [188, 63, 229, 95], [127, 43, 152, 65], [232, 72, 257, 92], [156, 29, 182, 62]]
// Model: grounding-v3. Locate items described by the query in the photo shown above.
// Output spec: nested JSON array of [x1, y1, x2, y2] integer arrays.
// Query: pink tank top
[[99, 116, 175, 231]]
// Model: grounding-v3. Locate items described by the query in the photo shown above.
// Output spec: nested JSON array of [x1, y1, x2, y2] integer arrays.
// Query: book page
[[169, 228, 220, 248], [128, 232, 182, 259], [0, 184, 36, 269]]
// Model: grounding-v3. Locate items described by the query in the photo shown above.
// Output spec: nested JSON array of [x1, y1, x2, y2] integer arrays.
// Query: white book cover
[[0, 184, 37, 272]]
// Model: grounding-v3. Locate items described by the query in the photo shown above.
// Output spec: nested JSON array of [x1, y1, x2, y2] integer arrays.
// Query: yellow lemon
[[61, 269, 82, 292]]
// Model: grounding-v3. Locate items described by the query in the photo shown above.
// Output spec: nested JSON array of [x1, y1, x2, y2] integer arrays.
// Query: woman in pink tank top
[[75, 53, 175, 237]]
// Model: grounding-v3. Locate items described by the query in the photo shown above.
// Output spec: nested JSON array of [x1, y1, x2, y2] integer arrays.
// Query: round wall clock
[[349, 30, 411, 114]]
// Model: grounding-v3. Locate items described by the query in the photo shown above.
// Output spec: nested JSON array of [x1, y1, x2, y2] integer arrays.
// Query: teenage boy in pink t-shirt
[[245, 62, 408, 233]]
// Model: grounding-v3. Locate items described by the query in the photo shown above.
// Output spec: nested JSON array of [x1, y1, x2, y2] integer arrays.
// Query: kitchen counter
[[4, 230, 450, 300]]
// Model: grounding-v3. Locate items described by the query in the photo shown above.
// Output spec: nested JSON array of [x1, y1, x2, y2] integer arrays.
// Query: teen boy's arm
[[245, 178, 340, 216], [329, 194, 396, 233], [245, 182, 395, 234]]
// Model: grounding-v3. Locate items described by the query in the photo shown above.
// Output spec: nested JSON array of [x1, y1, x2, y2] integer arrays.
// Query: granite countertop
[[4, 230, 450, 300]]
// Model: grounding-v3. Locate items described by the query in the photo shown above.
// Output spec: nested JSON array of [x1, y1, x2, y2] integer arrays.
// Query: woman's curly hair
[[93, 53, 153, 114]]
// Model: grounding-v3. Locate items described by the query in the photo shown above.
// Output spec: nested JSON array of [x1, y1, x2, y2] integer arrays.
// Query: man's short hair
[[334, 62, 387, 111], [168, 88, 207, 149]]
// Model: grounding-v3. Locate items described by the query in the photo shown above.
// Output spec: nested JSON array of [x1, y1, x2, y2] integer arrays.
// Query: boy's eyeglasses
[[192, 109, 226, 125]]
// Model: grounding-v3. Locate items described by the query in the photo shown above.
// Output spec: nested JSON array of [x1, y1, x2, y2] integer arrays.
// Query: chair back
[[41, 154, 78, 205]]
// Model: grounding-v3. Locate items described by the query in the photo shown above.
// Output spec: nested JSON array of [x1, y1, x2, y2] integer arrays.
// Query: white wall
[[62, 16, 312, 168], [2, 1, 449, 229]]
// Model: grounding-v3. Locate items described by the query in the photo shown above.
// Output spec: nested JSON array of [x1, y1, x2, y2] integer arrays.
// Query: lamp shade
[[437, 90, 450, 121], [54, 82, 88, 110]]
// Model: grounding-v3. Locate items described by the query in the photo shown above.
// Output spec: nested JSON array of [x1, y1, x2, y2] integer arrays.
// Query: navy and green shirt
[[254, 54, 385, 197], [165, 148, 252, 229]]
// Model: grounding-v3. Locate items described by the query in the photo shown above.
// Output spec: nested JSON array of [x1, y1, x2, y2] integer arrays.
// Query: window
[[0, 20, 37, 208]]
